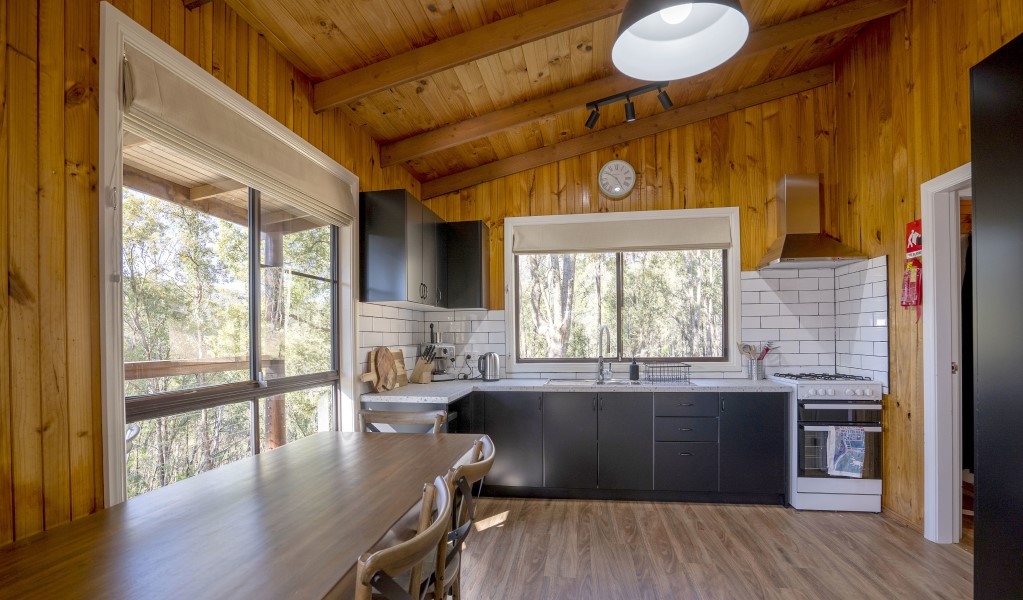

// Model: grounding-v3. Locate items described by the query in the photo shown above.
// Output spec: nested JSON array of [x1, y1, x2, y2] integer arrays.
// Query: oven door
[[798, 425, 883, 480], [798, 402, 882, 424]]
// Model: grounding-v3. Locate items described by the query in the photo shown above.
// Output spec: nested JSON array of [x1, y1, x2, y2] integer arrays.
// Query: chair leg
[[451, 570, 461, 600]]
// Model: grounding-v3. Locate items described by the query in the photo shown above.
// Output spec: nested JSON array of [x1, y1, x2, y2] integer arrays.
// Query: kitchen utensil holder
[[645, 362, 691, 383], [748, 359, 766, 380]]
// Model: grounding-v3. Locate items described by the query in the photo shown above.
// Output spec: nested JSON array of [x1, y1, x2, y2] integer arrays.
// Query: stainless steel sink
[[545, 379, 646, 386]]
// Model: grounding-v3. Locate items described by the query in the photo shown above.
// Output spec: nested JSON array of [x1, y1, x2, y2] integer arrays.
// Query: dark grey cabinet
[[483, 392, 543, 487], [719, 393, 787, 494], [441, 221, 490, 309], [359, 189, 446, 308], [542, 393, 598, 489], [598, 392, 653, 490], [654, 392, 719, 417], [655, 442, 719, 492], [451, 392, 484, 435]]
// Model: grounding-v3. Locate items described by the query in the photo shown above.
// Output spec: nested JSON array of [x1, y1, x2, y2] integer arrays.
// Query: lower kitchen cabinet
[[542, 393, 598, 489], [719, 392, 788, 494], [483, 391, 543, 487], [598, 392, 653, 490], [655, 442, 719, 492]]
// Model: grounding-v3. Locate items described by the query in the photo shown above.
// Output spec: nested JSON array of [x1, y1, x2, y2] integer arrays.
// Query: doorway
[[921, 163, 972, 545]]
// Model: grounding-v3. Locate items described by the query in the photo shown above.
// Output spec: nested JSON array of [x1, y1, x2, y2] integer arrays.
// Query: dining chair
[[355, 475, 453, 600], [358, 409, 447, 434], [433, 435, 496, 600]]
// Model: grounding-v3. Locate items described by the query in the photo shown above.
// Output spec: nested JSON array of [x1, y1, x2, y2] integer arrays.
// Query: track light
[[657, 88, 673, 110], [582, 81, 669, 128]]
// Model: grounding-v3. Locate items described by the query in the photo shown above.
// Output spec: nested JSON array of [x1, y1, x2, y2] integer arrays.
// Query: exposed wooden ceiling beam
[[420, 66, 834, 199], [383, 0, 906, 167], [312, 0, 628, 113], [190, 179, 247, 201]]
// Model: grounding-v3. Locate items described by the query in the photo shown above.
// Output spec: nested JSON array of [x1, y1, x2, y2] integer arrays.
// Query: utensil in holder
[[748, 359, 765, 380]]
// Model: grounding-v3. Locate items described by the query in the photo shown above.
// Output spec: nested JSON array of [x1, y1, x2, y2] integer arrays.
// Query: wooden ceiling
[[220, 0, 906, 197]]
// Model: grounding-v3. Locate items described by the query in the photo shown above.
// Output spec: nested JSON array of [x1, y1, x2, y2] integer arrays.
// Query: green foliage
[[122, 190, 336, 498], [517, 249, 725, 361]]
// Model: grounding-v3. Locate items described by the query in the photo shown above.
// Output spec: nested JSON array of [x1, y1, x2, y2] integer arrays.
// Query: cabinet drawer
[[655, 442, 718, 492], [655, 417, 718, 442], [654, 393, 719, 417]]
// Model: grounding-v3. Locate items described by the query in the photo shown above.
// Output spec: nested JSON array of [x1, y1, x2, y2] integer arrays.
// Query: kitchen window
[[505, 209, 741, 371]]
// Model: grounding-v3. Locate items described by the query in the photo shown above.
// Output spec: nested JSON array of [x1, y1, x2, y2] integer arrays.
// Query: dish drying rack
[[644, 362, 692, 384]]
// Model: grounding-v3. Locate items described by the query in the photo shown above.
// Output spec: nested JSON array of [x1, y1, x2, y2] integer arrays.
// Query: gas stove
[[770, 372, 882, 401]]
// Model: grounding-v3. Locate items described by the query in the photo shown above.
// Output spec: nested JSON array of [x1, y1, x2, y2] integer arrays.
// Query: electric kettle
[[478, 352, 501, 381]]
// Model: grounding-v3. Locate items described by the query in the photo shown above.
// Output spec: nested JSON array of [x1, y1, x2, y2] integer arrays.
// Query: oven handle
[[802, 404, 882, 410], [801, 425, 882, 433]]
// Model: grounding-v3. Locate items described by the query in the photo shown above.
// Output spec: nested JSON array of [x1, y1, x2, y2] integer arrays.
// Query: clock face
[[599, 160, 636, 199]]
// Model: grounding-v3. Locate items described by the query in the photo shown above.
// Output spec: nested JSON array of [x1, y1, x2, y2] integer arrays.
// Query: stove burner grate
[[773, 372, 875, 382]]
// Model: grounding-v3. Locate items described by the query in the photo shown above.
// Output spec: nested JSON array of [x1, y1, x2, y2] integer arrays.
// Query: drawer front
[[655, 417, 718, 442], [655, 442, 718, 492], [654, 393, 719, 417]]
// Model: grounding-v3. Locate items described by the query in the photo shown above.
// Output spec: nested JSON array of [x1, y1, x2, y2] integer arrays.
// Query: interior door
[[970, 30, 1023, 599]]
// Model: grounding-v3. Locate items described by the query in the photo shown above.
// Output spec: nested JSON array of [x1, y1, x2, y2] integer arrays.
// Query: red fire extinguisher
[[901, 220, 923, 319]]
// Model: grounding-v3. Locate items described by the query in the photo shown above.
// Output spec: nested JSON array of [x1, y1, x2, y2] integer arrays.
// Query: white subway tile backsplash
[[779, 329, 819, 341], [742, 329, 780, 341], [741, 278, 776, 292], [742, 317, 762, 329], [781, 278, 820, 291], [761, 290, 801, 304], [742, 292, 761, 303], [744, 304, 781, 317], [800, 290, 835, 303], [798, 269, 836, 279], [755, 270, 800, 279], [800, 316, 836, 329], [800, 341, 834, 354], [760, 316, 801, 329], [861, 355, 889, 371], [780, 303, 819, 316]]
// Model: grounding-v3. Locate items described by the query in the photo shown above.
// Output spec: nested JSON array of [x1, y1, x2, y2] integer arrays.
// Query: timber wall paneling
[[423, 84, 839, 315], [833, 0, 1023, 528], [0, 0, 417, 546]]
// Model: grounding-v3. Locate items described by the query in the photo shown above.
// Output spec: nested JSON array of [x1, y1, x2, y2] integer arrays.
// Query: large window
[[508, 209, 739, 369], [516, 249, 726, 361], [121, 140, 339, 498]]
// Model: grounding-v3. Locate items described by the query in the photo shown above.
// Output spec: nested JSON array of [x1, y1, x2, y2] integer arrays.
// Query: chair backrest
[[355, 475, 453, 600], [433, 435, 496, 594], [358, 409, 446, 434]]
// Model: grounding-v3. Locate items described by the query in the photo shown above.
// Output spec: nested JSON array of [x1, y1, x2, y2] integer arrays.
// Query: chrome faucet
[[596, 325, 612, 384]]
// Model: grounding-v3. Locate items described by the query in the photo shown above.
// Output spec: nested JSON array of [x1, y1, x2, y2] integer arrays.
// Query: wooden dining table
[[0, 432, 480, 599]]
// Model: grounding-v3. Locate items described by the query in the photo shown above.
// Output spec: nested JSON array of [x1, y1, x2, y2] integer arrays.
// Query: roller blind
[[121, 45, 355, 226], [512, 215, 732, 254]]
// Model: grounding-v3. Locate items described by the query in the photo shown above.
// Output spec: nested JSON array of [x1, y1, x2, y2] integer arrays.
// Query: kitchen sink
[[545, 379, 647, 386]]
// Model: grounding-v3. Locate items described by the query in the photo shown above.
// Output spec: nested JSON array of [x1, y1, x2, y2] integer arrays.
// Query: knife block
[[411, 358, 433, 384]]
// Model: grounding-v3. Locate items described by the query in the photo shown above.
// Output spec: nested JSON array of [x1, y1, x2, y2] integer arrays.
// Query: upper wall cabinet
[[360, 190, 446, 309], [440, 221, 490, 310]]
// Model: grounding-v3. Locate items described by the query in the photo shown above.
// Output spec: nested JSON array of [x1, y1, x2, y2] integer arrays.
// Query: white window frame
[[99, 2, 359, 506], [504, 208, 742, 374]]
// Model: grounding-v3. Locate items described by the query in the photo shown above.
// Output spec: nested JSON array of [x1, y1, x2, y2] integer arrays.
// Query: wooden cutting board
[[392, 350, 409, 386], [374, 347, 398, 392]]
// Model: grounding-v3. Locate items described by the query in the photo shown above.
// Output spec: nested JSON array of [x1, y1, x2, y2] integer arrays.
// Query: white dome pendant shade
[[613, 0, 750, 81]]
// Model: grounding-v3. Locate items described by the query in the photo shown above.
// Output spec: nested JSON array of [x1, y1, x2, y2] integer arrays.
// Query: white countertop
[[361, 378, 792, 404]]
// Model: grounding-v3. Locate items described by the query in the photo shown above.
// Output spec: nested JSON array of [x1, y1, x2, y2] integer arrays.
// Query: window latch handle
[[257, 371, 267, 388]]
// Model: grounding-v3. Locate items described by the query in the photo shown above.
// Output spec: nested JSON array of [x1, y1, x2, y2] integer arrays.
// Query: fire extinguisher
[[900, 257, 922, 314]]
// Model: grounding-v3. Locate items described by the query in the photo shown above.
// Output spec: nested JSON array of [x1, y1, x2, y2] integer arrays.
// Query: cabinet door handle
[[599, 398, 604, 410], [592, 397, 597, 411], [721, 398, 726, 412], [678, 452, 693, 457], [538, 396, 542, 411], [678, 428, 693, 432], [676, 402, 694, 407]]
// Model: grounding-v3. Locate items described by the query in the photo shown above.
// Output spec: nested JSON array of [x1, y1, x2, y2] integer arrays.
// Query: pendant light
[[613, 1, 750, 81]]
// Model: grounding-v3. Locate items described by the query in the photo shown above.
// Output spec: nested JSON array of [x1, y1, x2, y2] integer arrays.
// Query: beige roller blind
[[122, 45, 355, 226], [512, 215, 732, 254]]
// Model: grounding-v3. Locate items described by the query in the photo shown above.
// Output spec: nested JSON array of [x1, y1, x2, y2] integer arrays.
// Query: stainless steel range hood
[[757, 174, 867, 270]]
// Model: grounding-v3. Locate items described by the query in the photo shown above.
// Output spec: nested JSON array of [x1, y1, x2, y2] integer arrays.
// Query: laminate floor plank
[[461, 498, 973, 599]]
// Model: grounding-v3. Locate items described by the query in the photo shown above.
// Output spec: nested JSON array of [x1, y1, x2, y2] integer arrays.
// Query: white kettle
[[478, 352, 500, 381]]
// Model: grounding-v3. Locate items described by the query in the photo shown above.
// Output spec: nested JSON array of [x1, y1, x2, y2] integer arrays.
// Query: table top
[[0, 432, 480, 600]]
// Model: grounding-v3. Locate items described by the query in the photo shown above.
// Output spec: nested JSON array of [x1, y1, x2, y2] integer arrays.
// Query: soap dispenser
[[629, 357, 640, 381]]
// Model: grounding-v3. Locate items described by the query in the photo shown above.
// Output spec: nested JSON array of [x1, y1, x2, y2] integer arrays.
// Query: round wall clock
[[598, 159, 636, 199]]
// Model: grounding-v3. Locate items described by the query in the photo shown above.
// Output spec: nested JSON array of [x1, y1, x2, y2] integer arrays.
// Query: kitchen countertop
[[361, 378, 793, 404]]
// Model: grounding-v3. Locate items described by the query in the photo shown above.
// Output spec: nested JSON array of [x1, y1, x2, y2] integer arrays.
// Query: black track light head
[[585, 108, 600, 129], [658, 89, 673, 110], [624, 99, 636, 122]]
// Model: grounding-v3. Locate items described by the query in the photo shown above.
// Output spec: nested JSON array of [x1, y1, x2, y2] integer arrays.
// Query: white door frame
[[921, 162, 972, 543]]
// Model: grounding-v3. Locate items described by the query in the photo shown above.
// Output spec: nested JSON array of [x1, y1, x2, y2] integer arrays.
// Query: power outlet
[[464, 352, 474, 365]]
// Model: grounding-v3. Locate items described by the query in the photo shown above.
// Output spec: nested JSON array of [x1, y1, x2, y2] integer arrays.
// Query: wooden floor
[[461, 498, 973, 599]]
